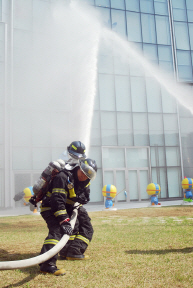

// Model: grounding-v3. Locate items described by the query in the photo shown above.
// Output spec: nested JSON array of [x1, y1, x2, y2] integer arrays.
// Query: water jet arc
[[0, 203, 79, 270]]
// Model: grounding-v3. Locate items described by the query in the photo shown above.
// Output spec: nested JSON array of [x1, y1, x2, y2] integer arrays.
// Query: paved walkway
[[0, 199, 189, 217]]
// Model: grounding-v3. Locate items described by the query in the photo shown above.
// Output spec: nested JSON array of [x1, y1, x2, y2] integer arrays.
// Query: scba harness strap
[[29, 164, 78, 206]]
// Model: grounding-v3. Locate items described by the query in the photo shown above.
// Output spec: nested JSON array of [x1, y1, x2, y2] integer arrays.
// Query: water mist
[[101, 28, 193, 114]]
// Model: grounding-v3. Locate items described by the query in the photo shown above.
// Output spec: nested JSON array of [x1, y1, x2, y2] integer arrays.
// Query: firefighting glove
[[60, 219, 73, 236]]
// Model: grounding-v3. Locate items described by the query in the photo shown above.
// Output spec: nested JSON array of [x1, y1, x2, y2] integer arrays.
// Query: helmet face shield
[[68, 151, 85, 160], [80, 161, 97, 180]]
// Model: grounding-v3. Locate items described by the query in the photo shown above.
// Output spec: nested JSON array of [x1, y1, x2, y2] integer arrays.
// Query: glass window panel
[[13, 0, 33, 30], [151, 147, 166, 167], [101, 129, 117, 145], [94, 85, 100, 110], [89, 146, 102, 168], [166, 147, 180, 166], [146, 78, 162, 113], [140, 170, 149, 200], [131, 77, 147, 112], [173, 8, 187, 21], [103, 147, 125, 169], [182, 147, 193, 168], [149, 114, 164, 146], [117, 112, 133, 130], [179, 104, 193, 117], [116, 170, 126, 201], [92, 111, 100, 129], [141, 14, 156, 44], [125, 0, 140, 12], [127, 12, 142, 42], [126, 148, 148, 168], [172, 0, 186, 21], [187, 11, 193, 22], [158, 45, 173, 73], [174, 22, 190, 50], [143, 44, 158, 64], [177, 50, 193, 82], [115, 76, 131, 111], [161, 87, 177, 113], [12, 147, 32, 170], [99, 74, 116, 111], [180, 117, 193, 148], [98, 54, 114, 74], [90, 169, 103, 202], [96, 7, 111, 28], [152, 167, 167, 198], [129, 61, 144, 77], [114, 56, 130, 75], [111, 0, 125, 9], [164, 114, 179, 146], [183, 167, 193, 179], [79, 0, 95, 5], [155, 16, 171, 45], [101, 112, 116, 130], [188, 24, 193, 49], [186, 0, 193, 10], [167, 167, 181, 197], [133, 113, 149, 146], [154, 1, 168, 16], [95, 0, 110, 7], [128, 170, 138, 200], [118, 130, 134, 146], [140, 0, 154, 13], [90, 128, 101, 146], [101, 112, 117, 145], [172, 0, 185, 9], [104, 170, 114, 186], [117, 113, 133, 146], [111, 9, 126, 38]]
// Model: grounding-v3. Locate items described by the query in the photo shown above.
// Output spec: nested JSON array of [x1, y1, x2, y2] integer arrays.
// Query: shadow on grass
[[0, 249, 40, 288], [2, 266, 39, 288], [0, 249, 39, 261], [125, 247, 193, 255]]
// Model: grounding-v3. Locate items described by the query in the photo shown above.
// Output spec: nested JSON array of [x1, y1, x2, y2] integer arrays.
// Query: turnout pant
[[40, 211, 64, 266], [60, 206, 94, 257]]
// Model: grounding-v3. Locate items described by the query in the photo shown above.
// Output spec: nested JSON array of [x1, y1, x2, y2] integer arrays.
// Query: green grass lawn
[[0, 206, 193, 288]]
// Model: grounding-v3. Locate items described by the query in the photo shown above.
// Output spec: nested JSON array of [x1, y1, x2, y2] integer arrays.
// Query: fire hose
[[0, 203, 79, 270]]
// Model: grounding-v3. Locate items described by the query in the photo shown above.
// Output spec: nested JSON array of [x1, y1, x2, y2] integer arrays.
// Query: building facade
[[1, 0, 193, 208]]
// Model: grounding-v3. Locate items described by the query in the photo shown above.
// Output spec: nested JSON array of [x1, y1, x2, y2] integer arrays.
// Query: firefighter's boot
[[66, 254, 90, 260], [40, 263, 66, 276]]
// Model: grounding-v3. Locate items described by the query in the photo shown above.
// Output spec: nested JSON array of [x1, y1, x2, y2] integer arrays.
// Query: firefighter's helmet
[[80, 158, 97, 180], [67, 141, 86, 160]]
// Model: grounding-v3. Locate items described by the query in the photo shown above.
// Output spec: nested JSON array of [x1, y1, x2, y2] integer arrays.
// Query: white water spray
[[101, 28, 193, 114], [14, 1, 101, 154]]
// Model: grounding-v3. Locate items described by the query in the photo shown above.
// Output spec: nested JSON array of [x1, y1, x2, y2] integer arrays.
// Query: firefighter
[[39, 158, 97, 276], [59, 158, 96, 260]]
